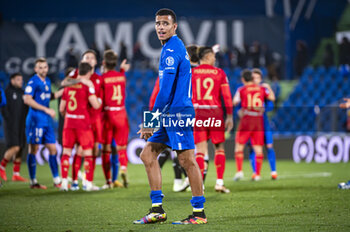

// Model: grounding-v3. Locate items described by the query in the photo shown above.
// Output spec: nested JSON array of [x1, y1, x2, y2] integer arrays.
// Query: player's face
[[82, 53, 97, 68], [11, 75, 23, 88], [155, 15, 177, 42], [34, 61, 49, 78], [252, 73, 262, 85]]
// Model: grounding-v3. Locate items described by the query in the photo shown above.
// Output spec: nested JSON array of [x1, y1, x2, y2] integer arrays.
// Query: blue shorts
[[264, 115, 273, 145], [148, 109, 195, 150], [26, 123, 56, 145]]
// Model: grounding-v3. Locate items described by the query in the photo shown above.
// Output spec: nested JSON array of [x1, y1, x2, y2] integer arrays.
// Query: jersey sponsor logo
[[40, 93, 51, 100], [13, 93, 17, 100], [25, 86, 32, 94], [166, 56, 175, 66], [45, 85, 49, 91]]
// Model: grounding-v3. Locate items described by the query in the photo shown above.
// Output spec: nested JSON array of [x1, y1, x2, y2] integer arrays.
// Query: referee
[[0, 73, 28, 182]]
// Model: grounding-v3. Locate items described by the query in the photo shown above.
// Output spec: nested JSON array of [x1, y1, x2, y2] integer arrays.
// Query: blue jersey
[[148, 35, 194, 150], [153, 35, 193, 114], [24, 74, 52, 126]]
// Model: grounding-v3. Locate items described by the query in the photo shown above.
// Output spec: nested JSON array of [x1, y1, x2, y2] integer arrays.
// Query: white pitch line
[[235, 172, 332, 181], [277, 172, 332, 179]]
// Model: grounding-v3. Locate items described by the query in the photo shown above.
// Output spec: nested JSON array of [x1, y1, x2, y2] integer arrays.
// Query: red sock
[[118, 149, 128, 168], [195, 152, 205, 179], [72, 155, 82, 181], [102, 152, 111, 181], [256, 154, 264, 176], [84, 156, 94, 182], [214, 150, 226, 180], [0, 158, 9, 169], [13, 161, 21, 173], [61, 154, 70, 179], [235, 151, 244, 172], [92, 156, 97, 173]]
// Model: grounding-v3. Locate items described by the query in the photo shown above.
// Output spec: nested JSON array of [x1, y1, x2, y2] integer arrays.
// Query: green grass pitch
[[0, 160, 349, 231]]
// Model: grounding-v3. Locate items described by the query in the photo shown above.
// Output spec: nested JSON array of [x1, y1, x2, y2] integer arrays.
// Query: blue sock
[[249, 150, 256, 173], [48, 154, 59, 178], [267, 148, 276, 172], [150, 190, 164, 205], [27, 153, 36, 180], [190, 196, 206, 210], [111, 154, 119, 182]]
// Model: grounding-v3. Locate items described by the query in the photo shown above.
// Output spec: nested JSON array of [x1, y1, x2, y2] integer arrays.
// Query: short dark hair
[[252, 68, 263, 78], [35, 57, 47, 65], [198, 46, 214, 60], [78, 62, 93, 75], [241, 69, 253, 82], [10, 72, 22, 80], [103, 49, 118, 70], [186, 45, 199, 63], [155, 8, 177, 23], [82, 49, 97, 59]]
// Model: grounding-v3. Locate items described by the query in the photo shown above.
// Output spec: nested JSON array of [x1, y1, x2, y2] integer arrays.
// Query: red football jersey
[[62, 83, 95, 129], [234, 84, 269, 113], [88, 73, 102, 118], [192, 64, 233, 114], [149, 77, 160, 110], [101, 70, 126, 108]]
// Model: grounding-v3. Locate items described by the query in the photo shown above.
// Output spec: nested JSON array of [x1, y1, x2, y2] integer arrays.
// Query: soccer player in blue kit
[[134, 9, 206, 225], [23, 58, 63, 189]]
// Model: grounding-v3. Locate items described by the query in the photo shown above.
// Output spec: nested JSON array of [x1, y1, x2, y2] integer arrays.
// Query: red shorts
[[193, 108, 225, 144], [235, 115, 264, 146], [103, 110, 129, 146], [62, 128, 94, 150], [91, 115, 103, 143]]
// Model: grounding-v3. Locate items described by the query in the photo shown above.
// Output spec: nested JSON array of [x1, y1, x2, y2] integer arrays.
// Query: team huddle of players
[[0, 44, 278, 192]]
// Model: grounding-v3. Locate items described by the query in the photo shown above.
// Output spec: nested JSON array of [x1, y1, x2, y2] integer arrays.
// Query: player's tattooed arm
[[61, 77, 81, 87]]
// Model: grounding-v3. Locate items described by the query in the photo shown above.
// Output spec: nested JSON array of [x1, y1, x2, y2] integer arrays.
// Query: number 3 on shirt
[[112, 85, 123, 105], [68, 90, 77, 111], [196, 77, 214, 100]]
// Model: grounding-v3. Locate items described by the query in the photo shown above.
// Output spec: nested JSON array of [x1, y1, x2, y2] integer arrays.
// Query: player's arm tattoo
[[61, 77, 81, 87]]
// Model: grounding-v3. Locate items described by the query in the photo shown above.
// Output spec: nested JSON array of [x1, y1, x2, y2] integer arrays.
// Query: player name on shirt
[[104, 76, 125, 84], [193, 69, 219, 75]]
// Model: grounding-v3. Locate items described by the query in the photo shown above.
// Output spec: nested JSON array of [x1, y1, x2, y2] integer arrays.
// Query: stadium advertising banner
[[0, 17, 284, 76], [293, 134, 350, 163]]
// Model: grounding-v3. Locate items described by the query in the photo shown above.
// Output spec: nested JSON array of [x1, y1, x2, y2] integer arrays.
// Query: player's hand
[[238, 109, 243, 118], [45, 108, 56, 118], [225, 116, 233, 133], [137, 127, 154, 140], [261, 83, 271, 89], [339, 98, 350, 109], [120, 59, 131, 72]]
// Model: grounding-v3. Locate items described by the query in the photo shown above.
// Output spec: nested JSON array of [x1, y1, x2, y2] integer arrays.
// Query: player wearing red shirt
[[63, 50, 103, 190], [59, 62, 101, 191], [101, 49, 130, 188], [233, 70, 275, 180], [192, 47, 233, 193]]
